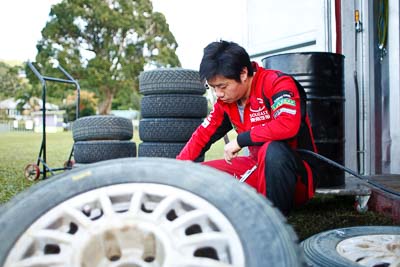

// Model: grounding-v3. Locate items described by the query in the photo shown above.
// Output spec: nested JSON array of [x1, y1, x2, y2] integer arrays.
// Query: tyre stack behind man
[[138, 68, 207, 161]]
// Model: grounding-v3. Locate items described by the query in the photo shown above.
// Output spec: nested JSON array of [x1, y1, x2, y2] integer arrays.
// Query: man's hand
[[224, 138, 241, 164]]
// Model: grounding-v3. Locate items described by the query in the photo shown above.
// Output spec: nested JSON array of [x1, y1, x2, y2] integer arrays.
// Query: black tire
[[138, 142, 205, 162], [301, 226, 400, 266], [139, 118, 202, 142], [72, 115, 133, 141], [139, 68, 206, 95], [0, 158, 304, 266], [74, 140, 136, 163], [141, 94, 208, 118]]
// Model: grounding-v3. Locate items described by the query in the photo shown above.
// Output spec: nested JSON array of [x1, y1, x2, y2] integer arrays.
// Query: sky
[[0, 0, 62, 64], [0, 0, 245, 70], [151, 0, 246, 69]]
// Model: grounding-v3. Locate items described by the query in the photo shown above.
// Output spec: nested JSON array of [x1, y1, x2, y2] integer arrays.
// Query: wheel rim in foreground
[[4, 183, 245, 267]]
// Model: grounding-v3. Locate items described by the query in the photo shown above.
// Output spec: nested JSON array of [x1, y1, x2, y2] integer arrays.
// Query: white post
[[389, 0, 400, 173]]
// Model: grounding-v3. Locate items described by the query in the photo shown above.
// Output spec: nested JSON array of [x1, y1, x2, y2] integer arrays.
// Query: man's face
[[207, 75, 248, 104]]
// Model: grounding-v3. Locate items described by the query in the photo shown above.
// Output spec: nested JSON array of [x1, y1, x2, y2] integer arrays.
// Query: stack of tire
[[72, 115, 136, 164], [138, 68, 208, 161]]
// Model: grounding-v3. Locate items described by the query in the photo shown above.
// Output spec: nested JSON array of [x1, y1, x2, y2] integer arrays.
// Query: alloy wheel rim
[[336, 234, 400, 267], [4, 183, 245, 267]]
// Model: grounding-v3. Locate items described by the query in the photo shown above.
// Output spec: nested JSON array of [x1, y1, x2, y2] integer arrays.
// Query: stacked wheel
[[138, 68, 207, 160], [72, 115, 136, 164]]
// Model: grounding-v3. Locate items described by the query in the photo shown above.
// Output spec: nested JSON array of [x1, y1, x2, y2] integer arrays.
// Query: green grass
[[287, 195, 396, 240], [0, 130, 229, 203], [0, 131, 396, 241], [0, 131, 74, 203]]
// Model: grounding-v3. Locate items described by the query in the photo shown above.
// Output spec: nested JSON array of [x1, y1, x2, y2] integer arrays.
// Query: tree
[[62, 90, 98, 122], [34, 0, 180, 114], [0, 62, 30, 99]]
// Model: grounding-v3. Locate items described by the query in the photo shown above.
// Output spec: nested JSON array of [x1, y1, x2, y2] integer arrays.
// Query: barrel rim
[[262, 51, 345, 62]]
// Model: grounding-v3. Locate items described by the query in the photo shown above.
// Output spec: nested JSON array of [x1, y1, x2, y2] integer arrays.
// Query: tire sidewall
[[139, 118, 202, 142], [139, 68, 206, 95], [72, 115, 133, 141], [140, 94, 208, 118], [73, 140, 136, 163]]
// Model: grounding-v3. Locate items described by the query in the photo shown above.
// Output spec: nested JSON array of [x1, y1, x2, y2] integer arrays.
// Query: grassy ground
[[0, 131, 74, 203], [0, 130, 227, 203], [0, 131, 396, 241], [287, 195, 396, 240]]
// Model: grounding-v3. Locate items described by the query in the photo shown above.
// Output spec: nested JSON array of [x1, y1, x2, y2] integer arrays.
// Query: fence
[[0, 120, 34, 133]]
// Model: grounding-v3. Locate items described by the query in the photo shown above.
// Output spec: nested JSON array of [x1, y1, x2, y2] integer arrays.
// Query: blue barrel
[[262, 52, 345, 188]]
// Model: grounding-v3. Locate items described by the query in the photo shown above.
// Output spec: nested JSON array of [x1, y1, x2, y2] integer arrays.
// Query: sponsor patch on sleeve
[[271, 98, 296, 110], [273, 107, 297, 118], [272, 90, 294, 102]]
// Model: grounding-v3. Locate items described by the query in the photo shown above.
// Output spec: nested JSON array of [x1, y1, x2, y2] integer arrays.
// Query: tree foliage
[[62, 90, 98, 122], [33, 0, 180, 114], [0, 62, 30, 99]]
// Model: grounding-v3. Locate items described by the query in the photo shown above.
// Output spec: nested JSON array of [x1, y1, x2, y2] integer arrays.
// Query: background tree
[[0, 62, 31, 100], [32, 0, 180, 115], [62, 90, 98, 122]]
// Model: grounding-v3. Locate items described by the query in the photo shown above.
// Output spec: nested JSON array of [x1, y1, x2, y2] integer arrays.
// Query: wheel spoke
[[359, 256, 393, 266], [151, 195, 180, 222], [31, 229, 74, 244], [13, 255, 66, 267], [98, 192, 114, 217], [177, 232, 230, 260], [169, 209, 209, 231], [339, 250, 370, 261], [63, 206, 92, 229], [129, 190, 144, 214], [174, 256, 234, 267]]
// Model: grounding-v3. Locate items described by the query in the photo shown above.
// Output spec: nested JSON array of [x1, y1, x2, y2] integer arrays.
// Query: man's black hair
[[199, 40, 254, 83]]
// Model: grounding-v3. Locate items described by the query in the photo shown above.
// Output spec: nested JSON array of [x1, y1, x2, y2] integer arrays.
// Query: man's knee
[[265, 141, 296, 169], [263, 141, 298, 215]]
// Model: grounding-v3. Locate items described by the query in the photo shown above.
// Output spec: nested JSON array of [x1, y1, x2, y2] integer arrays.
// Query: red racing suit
[[177, 62, 318, 206]]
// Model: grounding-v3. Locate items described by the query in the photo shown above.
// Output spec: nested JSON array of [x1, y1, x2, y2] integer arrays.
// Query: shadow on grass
[[287, 194, 397, 241]]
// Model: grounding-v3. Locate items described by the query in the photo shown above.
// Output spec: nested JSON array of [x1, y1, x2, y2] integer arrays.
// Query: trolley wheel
[[64, 159, 75, 169], [354, 195, 370, 213], [24, 164, 40, 181]]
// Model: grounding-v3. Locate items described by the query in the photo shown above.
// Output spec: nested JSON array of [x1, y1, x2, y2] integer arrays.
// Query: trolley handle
[[27, 61, 46, 85], [27, 61, 81, 118], [28, 61, 77, 85], [57, 64, 81, 119]]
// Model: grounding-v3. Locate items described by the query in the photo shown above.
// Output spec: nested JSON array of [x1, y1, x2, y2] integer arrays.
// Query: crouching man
[[177, 40, 319, 215]]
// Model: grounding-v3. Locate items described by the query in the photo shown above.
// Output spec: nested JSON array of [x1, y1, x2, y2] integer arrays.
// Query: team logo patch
[[273, 108, 297, 118], [272, 90, 294, 101], [271, 98, 296, 110], [249, 97, 266, 113], [250, 111, 270, 122], [249, 97, 270, 122]]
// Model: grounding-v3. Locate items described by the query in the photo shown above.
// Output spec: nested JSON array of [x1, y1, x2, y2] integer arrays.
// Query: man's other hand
[[224, 138, 241, 164]]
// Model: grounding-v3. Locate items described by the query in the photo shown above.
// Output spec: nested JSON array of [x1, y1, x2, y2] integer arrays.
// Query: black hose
[[297, 149, 400, 197]]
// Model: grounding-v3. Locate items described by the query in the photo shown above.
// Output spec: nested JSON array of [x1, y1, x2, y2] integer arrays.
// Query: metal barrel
[[262, 52, 345, 188]]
